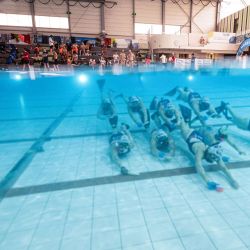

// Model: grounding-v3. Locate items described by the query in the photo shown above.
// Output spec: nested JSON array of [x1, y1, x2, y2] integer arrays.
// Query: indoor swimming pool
[[1, 66, 250, 250]]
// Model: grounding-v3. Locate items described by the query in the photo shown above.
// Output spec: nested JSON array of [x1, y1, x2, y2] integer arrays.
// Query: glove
[[207, 181, 223, 192], [200, 115, 208, 121], [222, 156, 230, 163], [137, 123, 143, 128], [120, 166, 129, 175]]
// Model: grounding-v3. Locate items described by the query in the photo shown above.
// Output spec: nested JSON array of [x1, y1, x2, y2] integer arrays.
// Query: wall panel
[[165, 1, 189, 28], [0, 0, 30, 15], [105, 0, 133, 37], [70, 4, 100, 35], [34, 1, 67, 17], [192, 2, 216, 33], [135, 0, 161, 24]]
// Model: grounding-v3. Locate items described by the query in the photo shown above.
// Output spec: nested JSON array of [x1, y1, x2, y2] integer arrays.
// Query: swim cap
[[205, 144, 222, 162], [156, 129, 169, 146], [103, 98, 111, 104], [118, 135, 130, 154], [218, 126, 228, 135], [202, 96, 209, 103], [129, 96, 140, 103]]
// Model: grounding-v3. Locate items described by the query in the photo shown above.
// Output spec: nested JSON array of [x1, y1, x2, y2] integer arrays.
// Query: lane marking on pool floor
[[0, 89, 85, 202], [4, 160, 250, 198]]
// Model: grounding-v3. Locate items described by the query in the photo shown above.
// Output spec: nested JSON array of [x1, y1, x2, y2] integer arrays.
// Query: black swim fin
[[179, 104, 192, 123], [165, 87, 178, 96], [97, 79, 106, 92], [149, 96, 158, 110]]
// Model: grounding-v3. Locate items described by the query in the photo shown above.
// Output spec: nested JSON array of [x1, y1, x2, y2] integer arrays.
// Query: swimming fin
[[149, 96, 158, 110], [179, 104, 192, 123], [97, 79, 106, 92], [165, 87, 178, 96]]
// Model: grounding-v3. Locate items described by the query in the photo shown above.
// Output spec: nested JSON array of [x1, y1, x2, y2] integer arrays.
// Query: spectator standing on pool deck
[[127, 50, 135, 67], [53, 50, 59, 71], [168, 53, 176, 64], [21, 49, 30, 71], [42, 49, 49, 70], [119, 50, 126, 65], [160, 54, 167, 64]]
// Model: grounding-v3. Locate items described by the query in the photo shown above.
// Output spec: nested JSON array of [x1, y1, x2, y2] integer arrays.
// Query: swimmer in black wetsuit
[[179, 118, 239, 191], [150, 96, 181, 132], [216, 101, 250, 131], [119, 94, 150, 130], [97, 79, 118, 129], [150, 127, 175, 161], [166, 87, 219, 125], [109, 123, 135, 175]]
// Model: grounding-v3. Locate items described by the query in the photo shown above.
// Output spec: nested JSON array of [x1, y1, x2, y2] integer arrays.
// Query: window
[[135, 23, 162, 34], [165, 25, 181, 35], [35, 16, 68, 29], [0, 13, 32, 27]]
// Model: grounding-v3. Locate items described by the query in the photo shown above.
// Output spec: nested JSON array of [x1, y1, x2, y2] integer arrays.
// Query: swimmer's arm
[[174, 109, 181, 126], [110, 145, 122, 167], [225, 138, 245, 155], [97, 106, 105, 119], [159, 107, 170, 124], [194, 150, 210, 184], [128, 107, 141, 125], [123, 128, 134, 147], [169, 136, 176, 156], [120, 94, 128, 104], [150, 135, 158, 157], [138, 99, 148, 123]]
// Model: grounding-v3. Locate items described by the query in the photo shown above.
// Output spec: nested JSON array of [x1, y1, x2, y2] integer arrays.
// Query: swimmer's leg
[[191, 100, 207, 125], [97, 79, 106, 92], [109, 115, 118, 129], [179, 104, 192, 123], [179, 118, 193, 139], [226, 105, 250, 130], [151, 112, 162, 128]]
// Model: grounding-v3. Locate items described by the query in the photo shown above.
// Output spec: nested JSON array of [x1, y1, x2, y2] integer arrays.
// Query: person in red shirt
[[145, 56, 151, 65], [34, 44, 40, 57], [21, 49, 30, 70], [168, 53, 176, 63]]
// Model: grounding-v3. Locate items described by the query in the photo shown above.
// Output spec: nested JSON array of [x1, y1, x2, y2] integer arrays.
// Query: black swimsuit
[[188, 92, 201, 104], [186, 130, 204, 153]]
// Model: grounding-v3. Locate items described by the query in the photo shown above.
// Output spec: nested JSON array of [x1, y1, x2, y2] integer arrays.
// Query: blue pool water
[[1, 66, 250, 250]]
